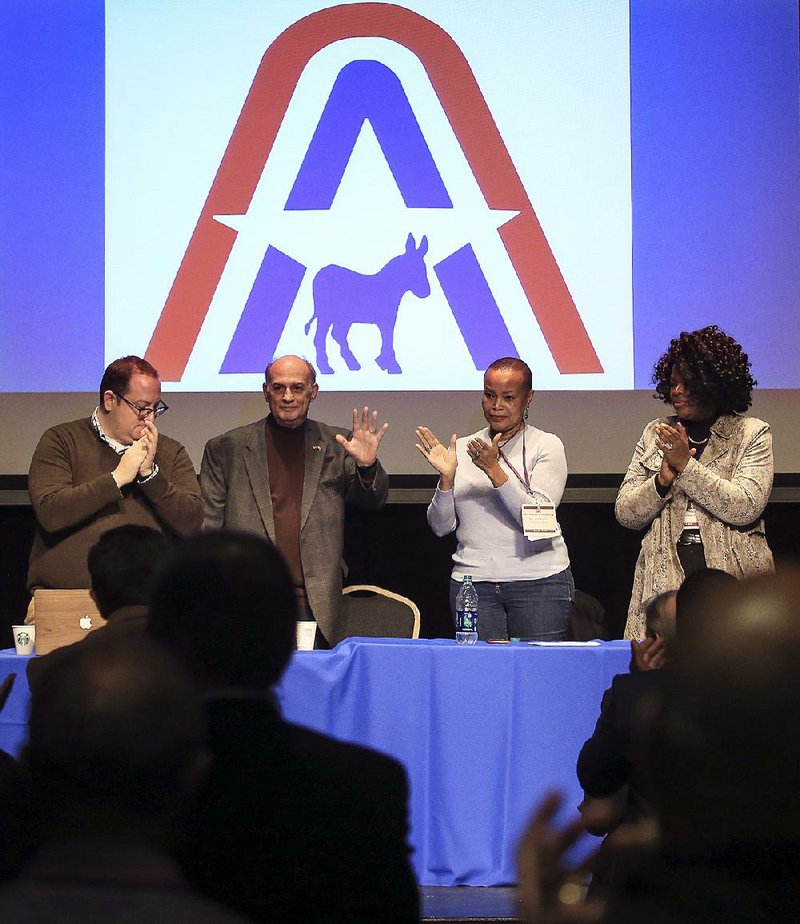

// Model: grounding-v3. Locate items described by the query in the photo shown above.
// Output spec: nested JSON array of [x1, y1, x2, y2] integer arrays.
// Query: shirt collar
[[91, 407, 128, 455]]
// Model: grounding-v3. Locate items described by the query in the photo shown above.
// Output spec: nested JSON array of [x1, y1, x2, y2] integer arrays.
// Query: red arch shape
[[145, 2, 602, 378]]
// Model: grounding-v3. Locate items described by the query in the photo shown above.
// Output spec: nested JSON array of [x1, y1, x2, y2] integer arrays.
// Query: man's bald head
[[644, 590, 677, 643]]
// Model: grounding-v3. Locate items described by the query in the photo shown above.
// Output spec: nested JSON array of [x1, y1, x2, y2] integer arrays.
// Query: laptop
[[32, 589, 102, 655]]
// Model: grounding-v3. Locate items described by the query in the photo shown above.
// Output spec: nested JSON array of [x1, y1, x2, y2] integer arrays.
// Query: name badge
[[522, 504, 559, 540]]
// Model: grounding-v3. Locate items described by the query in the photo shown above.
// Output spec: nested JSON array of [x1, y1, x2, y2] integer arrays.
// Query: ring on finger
[[558, 881, 588, 906]]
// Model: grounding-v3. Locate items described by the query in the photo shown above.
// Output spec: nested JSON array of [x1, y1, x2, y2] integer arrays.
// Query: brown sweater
[[27, 417, 203, 591]]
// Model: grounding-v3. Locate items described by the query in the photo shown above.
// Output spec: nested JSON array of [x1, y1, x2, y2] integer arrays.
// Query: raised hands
[[113, 438, 149, 488], [139, 418, 159, 478], [112, 419, 159, 488], [516, 791, 604, 924], [336, 407, 389, 468], [466, 432, 508, 488], [655, 421, 695, 487], [416, 427, 457, 491]]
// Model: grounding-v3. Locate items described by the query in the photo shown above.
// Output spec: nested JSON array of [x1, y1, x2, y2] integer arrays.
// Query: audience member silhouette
[[0, 674, 36, 884], [0, 636, 250, 922], [624, 567, 800, 922], [27, 524, 169, 690], [85, 522, 170, 621], [519, 567, 800, 923], [148, 529, 420, 923], [576, 568, 737, 903], [578, 569, 737, 828]]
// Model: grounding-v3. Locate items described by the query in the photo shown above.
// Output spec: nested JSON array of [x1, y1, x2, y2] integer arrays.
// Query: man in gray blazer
[[200, 355, 389, 645]]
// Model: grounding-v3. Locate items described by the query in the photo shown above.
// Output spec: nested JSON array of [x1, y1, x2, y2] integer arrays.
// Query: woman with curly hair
[[616, 326, 774, 638]]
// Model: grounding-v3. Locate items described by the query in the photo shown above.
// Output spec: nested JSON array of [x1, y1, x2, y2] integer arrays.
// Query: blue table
[[0, 638, 630, 886]]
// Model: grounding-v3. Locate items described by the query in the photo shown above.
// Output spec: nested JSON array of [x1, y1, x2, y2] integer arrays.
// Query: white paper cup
[[296, 621, 317, 651], [12, 625, 35, 656]]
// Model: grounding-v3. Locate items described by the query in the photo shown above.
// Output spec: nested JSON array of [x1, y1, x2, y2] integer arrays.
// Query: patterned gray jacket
[[615, 414, 774, 639]]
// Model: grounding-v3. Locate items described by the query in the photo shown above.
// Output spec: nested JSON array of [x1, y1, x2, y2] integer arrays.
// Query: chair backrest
[[568, 589, 609, 641], [333, 585, 421, 646], [32, 589, 101, 655]]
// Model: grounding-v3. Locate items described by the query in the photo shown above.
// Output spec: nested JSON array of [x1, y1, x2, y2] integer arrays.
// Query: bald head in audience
[[650, 567, 800, 843], [644, 590, 677, 643]]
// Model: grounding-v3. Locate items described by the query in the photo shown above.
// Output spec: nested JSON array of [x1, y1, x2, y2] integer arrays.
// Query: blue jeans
[[449, 569, 574, 642]]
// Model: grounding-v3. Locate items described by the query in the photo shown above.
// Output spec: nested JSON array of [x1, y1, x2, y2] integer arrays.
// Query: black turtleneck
[[679, 414, 718, 461]]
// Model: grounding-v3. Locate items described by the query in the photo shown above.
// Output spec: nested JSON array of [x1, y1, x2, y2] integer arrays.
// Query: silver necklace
[[687, 435, 709, 446]]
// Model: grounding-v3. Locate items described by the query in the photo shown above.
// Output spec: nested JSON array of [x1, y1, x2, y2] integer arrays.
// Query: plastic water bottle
[[455, 575, 478, 645]]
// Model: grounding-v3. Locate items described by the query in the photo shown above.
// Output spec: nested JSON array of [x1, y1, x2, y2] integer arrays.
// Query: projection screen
[[2, 0, 798, 476]]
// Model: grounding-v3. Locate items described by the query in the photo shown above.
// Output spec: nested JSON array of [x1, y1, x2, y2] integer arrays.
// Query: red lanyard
[[497, 427, 531, 493]]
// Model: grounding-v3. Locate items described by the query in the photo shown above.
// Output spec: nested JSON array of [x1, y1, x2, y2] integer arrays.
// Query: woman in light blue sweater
[[416, 357, 573, 641]]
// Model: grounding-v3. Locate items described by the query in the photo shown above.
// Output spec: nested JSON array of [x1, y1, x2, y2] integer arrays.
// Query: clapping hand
[[416, 427, 457, 490], [138, 418, 159, 478], [655, 422, 694, 487], [113, 439, 149, 488], [467, 432, 508, 488], [336, 407, 388, 468]]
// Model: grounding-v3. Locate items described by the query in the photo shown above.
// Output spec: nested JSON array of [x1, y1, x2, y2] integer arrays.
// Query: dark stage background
[[3, 477, 798, 639]]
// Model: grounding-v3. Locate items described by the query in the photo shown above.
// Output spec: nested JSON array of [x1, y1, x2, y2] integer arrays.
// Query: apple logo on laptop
[[79, 615, 93, 630]]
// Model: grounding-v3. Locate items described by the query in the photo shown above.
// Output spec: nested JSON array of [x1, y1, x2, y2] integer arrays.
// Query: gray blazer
[[200, 417, 388, 644], [616, 414, 774, 639]]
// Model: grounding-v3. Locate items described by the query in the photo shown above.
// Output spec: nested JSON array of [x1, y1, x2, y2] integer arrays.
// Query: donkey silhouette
[[305, 233, 430, 374]]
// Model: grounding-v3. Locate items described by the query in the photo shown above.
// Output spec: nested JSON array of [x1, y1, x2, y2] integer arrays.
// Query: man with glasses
[[26, 356, 203, 604]]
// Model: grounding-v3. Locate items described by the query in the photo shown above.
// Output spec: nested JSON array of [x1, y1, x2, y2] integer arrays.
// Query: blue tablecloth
[[0, 638, 630, 886], [0, 650, 33, 758]]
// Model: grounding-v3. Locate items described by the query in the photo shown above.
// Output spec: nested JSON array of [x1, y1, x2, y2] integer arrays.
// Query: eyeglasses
[[113, 392, 169, 418]]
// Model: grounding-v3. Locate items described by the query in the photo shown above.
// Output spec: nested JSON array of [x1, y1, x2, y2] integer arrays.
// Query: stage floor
[[421, 886, 521, 922]]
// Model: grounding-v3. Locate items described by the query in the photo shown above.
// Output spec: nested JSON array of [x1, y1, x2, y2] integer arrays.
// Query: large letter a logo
[[145, 2, 603, 381]]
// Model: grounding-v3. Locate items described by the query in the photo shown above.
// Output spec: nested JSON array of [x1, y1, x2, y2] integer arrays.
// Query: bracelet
[[136, 462, 159, 484]]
